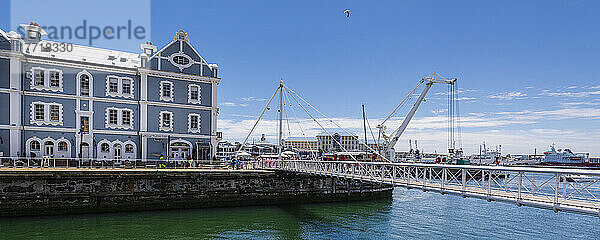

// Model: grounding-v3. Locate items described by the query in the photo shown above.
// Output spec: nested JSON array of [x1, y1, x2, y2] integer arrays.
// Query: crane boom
[[382, 75, 456, 160]]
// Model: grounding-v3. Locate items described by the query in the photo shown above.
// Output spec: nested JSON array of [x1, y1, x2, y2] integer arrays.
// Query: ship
[[469, 142, 502, 165], [540, 144, 596, 167]]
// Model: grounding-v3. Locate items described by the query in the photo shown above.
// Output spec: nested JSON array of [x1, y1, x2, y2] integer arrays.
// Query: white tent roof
[[236, 151, 251, 156]]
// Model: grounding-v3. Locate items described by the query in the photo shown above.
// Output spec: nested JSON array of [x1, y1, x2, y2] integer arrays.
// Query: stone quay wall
[[0, 169, 393, 216]]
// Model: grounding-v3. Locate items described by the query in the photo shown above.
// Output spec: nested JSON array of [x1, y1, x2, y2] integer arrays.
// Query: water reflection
[[0, 189, 598, 240], [0, 198, 393, 240]]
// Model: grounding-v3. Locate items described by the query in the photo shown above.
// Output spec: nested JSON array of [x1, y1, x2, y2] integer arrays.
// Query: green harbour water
[[1, 188, 598, 239]]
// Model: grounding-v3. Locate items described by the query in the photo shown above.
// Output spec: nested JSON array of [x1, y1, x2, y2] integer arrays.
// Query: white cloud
[[217, 106, 600, 156], [488, 91, 527, 100], [493, 107, 600, 120], [218, 116, 600, 156], [397, 128, 600, 156], [221, 102, 248, 107], [434, 89, 477, 96], [241, 96, 267, 102], [559, 101, 600, 107], [456, 97, 476, 101], [540, 89, 600, 98]]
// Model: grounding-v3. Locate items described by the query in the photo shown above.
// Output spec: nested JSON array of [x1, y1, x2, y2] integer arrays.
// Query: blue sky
[[2, 0, 600, 155]]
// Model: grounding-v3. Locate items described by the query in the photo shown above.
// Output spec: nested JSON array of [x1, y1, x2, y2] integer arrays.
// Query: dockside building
[[0, 23, 220, 160]]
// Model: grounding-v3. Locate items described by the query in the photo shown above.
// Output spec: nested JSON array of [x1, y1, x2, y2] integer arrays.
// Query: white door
[[45, 145, 54, 157], [171, 149, 181, 159], [114, 144, 122, 160], [81, 145, 89, 159]]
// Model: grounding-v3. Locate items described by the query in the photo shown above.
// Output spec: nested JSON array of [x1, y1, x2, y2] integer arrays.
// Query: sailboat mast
[[362, 104, 368, 152], [278, 80, 283, 160]]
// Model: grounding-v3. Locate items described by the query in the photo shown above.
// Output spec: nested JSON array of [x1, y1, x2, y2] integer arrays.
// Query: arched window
[[101, 143, 110, 152], [30, 141, 40, 150], [80, 74, 90, 96], [57, 141, 68, 151], [125, 144, 134, 153], [45, 141, 54, 146]]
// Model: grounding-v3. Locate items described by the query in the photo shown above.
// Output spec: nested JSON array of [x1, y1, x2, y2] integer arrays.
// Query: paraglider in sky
[[344, 9, 350, 18]]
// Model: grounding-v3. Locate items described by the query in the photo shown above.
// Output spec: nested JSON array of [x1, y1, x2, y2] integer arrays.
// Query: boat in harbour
[[540, 144, 596, 167], [469, 143, 502, 165]]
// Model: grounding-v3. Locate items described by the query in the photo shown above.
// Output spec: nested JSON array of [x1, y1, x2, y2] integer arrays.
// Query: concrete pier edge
[[0, 169, 393, 217]]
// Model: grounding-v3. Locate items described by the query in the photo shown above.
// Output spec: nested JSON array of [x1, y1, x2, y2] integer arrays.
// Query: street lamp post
[[79, 129, 83, 160]]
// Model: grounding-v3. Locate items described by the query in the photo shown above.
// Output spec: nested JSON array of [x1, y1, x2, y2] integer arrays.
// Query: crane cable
[[379, 72, 436, 126]]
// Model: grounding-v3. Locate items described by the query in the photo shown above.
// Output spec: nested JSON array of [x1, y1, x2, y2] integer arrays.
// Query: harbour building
[[282, 137, 318, 151], [316, 132, 360, 153], [0, 22, 220, 160]]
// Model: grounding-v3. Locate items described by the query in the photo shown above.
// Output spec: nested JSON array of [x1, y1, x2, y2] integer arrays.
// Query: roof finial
[[175, 30, 188, 42]]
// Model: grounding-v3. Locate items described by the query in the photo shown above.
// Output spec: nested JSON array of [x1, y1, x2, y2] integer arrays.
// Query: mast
[[362, 104, 368, 152], [278, 79, 283, 160]]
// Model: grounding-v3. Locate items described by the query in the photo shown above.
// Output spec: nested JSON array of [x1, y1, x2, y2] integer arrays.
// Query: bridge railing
[[255, 159, 600, 216]]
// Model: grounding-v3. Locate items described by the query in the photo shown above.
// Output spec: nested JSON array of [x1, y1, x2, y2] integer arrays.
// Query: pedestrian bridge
[[252, 159, 600, 217]]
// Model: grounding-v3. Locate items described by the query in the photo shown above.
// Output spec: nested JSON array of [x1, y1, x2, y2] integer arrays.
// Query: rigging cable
[[284, 87, 361, 162], [284, 88, 317, 161], [284, 85, 391, 162], [237, 85, 280, 152]]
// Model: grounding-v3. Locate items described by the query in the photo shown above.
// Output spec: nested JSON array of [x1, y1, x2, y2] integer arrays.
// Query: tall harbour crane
[[377, 73, 456, 161]]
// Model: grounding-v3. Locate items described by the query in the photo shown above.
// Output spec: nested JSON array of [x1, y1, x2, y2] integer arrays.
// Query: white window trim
[[105, 107, 134, 130], [105, 75, 134, 99], [25, 137, 71, 158], [28, 67, 64, 92], [159, 110, 174, 132], [122, 140, 137, 159], [97, 139, 112, 159], [76, 70, 94, 97], [188, 113, 201, 133], [25, 136, 43, 156], [159, 81, 174, 102], [96, 139, 137, 160], [56, 137, 71, 153], [30, 101, 63, 126], [188, 84, 201, 104]]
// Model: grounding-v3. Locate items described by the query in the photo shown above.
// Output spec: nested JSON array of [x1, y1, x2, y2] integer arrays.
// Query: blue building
[[0, 22, 220, 161]]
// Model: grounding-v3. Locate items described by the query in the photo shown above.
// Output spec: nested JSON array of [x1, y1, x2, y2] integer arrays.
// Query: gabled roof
[[0, 29, 9, 42], [148, 30, 215, 70]]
